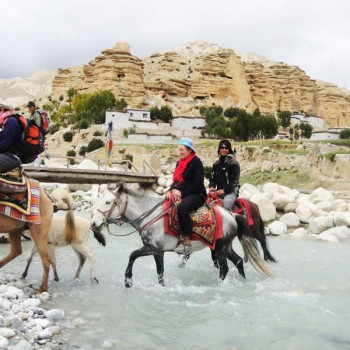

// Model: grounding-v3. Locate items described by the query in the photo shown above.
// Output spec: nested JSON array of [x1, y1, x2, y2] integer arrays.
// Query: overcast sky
[[2, 0, 350, 90]]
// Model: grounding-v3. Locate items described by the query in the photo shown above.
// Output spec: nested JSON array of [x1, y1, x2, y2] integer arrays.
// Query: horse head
[[90, 184, 127, 234]]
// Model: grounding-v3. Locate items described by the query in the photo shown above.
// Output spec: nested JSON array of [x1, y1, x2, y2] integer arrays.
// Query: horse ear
[[117, 183, 124, 193]]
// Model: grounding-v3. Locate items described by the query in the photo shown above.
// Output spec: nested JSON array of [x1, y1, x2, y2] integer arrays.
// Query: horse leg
[[257, 218, 276, 262], [210, 249, 219, 269], [153, 253, 165, 286], [29, 228, 51, 293], [214, 249, 229, 280], [226, 247, 245, 278], [125, 245, 159, 288], [179, 251, 191, 269], [0, 230, 23, 268], [72, 244, 99, 283], [48, 245, 60, 282], [21, 243, 36, 279]]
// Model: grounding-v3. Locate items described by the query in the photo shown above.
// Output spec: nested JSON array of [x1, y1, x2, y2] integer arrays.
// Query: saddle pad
[[0, 179, 41, 224], [0, 168, 26, 185], [163, 198, 222, 250], [234, 198, 254, 226]]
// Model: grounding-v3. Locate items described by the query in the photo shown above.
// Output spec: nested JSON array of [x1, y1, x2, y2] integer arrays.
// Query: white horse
[[91, 184, 273, 287], [22, 191, 100, 283]]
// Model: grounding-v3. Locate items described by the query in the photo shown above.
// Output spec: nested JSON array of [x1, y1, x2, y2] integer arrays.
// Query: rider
[[209, 139, 240, 211], [167, 138, 207, 253], [0, 103, 22, 173]]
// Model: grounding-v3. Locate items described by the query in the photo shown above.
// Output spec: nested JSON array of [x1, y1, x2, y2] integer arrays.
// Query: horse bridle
[[96, 190, 170, 234], [96, 191, 129, 231]]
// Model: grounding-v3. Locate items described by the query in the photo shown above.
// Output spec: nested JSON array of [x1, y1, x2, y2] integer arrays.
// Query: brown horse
[[0, 184, 53, 292], [208, 193, 276, 266]]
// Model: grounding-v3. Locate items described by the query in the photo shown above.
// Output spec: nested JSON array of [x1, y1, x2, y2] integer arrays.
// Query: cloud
[[1, 0, 350, 90]]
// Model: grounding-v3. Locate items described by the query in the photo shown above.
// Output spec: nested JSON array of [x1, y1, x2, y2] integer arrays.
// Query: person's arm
[[208, 162, 217, 190], [33, 112, 41, 127], [181, 157, 205, 197], [224, 160, 240, 194], [0, 119, 19, 152]]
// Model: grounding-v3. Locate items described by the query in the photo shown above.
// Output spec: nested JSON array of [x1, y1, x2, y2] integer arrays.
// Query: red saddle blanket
[[163, 197, 223, 250], [0, 178, 41, 224], [207, 193, 255, 227], [234, 198, 254, 226]]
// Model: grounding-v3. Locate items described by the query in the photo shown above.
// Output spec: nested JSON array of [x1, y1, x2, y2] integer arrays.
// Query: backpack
[[35, 108, 50, 135], [7, 114, 45, 164]]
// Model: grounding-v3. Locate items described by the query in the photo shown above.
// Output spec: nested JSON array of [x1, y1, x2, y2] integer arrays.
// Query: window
[[129, 112, 133, 118], [143, 113, 148, 119]]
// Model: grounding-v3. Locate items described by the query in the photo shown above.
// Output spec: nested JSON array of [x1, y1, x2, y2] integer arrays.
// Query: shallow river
[[1, 210, 350, 350]]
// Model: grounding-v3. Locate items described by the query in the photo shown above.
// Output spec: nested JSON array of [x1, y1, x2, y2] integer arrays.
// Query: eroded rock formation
[[51, 41, 350, 127]]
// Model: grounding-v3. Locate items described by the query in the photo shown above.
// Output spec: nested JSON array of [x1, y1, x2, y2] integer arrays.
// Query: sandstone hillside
[[1, 41, 349, 128]]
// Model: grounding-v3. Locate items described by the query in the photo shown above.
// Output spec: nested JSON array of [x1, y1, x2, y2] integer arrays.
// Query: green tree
[[340, 128, 350, 139], [224, 107, 240, 119], [71, 90, 116, 125], [278, 110, 292, 129], [115, 98, 127, 111], [159, 105, 173, 122], [260, 114, 278, 139], [67, 87, 77, 102], [300, 123, 313, 139], [150, 106, 161, 121], [232, 109, 250, 141]]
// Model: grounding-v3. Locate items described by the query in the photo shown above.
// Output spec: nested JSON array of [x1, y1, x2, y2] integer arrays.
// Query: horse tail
[[93, 231, 106, 247], [235, 215, 273, 278], [62, 197, 76, 245]]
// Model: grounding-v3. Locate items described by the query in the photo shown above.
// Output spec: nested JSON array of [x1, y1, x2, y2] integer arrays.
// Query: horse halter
[[96, 191, 128, 231]]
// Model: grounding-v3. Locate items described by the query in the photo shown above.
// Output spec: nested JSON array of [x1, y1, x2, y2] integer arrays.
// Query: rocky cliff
[[48, 41, 349, 127]]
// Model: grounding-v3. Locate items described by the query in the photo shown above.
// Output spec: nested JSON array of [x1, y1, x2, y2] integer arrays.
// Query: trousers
[[177, 194, 205, 237], [0, 152, 21, 173]]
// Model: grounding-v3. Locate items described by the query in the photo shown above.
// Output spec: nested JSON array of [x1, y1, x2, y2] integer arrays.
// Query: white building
[[105, 108, 151, 130], [310, 130, 340, 140], [291, 113, 324, 129], [105, 109, 205, 141]]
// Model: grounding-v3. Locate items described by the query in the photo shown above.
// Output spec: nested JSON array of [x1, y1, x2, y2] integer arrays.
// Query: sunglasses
[[220, 146, 229, 149]]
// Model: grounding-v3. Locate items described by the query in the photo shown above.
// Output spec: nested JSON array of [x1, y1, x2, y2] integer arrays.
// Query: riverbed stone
[[268, 221, 288, 235]]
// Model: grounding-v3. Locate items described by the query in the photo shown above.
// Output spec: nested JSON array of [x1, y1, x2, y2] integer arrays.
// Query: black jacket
[[209, 154, 240, 194], [171, 155, 207, 201]]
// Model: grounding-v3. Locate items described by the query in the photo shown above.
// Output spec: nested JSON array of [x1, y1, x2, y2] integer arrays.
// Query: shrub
[[93, 130, 103, 136], [77, 119, 89, 129], [87, 138, 104, 153], [79, 146, 88, 156], [204, 166, 212, 179], [63, 131, 74, 142], [49, 124, 60, 135], [66, 150, 76, 165]]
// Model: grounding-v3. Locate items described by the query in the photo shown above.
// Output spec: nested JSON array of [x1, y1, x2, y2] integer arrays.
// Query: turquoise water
[[1, 212, 350, 350]]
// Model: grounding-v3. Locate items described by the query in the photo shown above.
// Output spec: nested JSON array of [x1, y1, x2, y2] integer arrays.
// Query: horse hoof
[[21, 274, 27, 280], [92, 277, 99, 284], [237, 259, 246, 279], [125, 278, 133, 288]]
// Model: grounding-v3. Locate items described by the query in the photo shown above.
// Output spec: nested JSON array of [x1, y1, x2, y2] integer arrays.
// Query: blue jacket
[[171, 155, 207, 200], [0, 117, 21, 153]]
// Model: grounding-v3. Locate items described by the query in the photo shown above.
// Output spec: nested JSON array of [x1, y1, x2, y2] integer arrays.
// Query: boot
[[174, 235, 191, 254]]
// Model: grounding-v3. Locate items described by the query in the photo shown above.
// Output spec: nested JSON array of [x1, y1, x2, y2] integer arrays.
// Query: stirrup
[[174, 236, 191, 254]]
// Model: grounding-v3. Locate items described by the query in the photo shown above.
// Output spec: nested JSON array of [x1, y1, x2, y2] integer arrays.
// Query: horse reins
[[97, 190, 172, 236]]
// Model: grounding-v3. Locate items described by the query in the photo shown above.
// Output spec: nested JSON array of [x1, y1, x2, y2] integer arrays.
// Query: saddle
[[0, 168, 34, 216], [163, 195, 223, 249], [207, 192, 255, 227]]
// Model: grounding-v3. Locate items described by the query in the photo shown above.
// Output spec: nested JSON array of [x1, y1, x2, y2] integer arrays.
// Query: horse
[[90, 184, 273, 288], [22, 193, 99, 283], [0, 183, 53, 293], [207, 193, 276, 266]]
